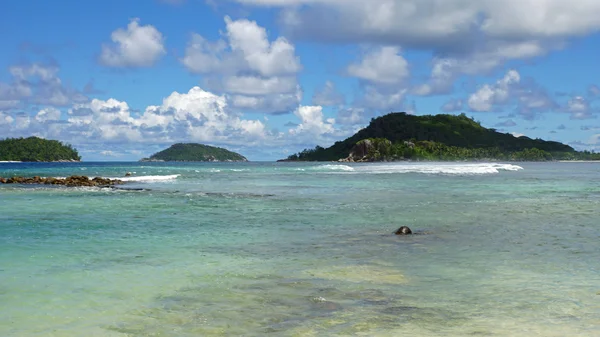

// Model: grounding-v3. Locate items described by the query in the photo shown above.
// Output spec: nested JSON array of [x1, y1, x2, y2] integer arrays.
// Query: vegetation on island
[[0, 137, 81, 162], [141, 143, 248, 162], [282, 113, 598, 162]]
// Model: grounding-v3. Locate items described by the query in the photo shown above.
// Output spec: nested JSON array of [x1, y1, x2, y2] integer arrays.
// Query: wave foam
[[118, 174, 180, 182], [354, 163, 523, 175], [309, 164, 355, 172]]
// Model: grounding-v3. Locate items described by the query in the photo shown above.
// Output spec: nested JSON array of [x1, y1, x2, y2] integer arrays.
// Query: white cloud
[[312, 81, 345, 106], [224, 16, 301, 77], [289, 105, 335, 137], [238, 0, 600, 45], [336, 107, 369, 126], [347, 46, 409, 85], [139, 86, 268, 143], [181, 16, 302, 114], [181, 34, 228, 74], [468, 70, 520, 112], [99, 18, 166, 68], [228, 90, 301, 114], [566, 96, 594, 120], [100, 150, 118, 157], [356, 86, 407, 112], [182, 16, 300, 77], [0, 111, 14, 125], [222, 76, 297, 95], [239, 0, 599, 96], [35, 107, 61, 122], [0, 63, 87, 107]]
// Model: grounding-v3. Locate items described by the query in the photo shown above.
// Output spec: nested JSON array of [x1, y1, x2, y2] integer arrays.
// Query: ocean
[[1, 161, 599, 336]]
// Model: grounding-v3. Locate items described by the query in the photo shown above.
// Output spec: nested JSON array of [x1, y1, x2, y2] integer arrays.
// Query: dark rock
[[125, 172, 132, 177], [0, 175, 123, 187], [394, 226, 412, 235]]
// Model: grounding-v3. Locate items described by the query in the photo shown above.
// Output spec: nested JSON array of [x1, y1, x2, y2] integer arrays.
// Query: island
[[280, 112, 599, 162], [0, 137, 81, 162], [140, 143, 248, 162]]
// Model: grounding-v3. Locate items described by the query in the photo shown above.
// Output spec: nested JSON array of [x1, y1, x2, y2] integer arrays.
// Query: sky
[[0, 0, 599, 161]]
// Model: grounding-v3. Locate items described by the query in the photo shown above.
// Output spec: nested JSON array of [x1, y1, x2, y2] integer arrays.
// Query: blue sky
[[1, 0, 599, 161]]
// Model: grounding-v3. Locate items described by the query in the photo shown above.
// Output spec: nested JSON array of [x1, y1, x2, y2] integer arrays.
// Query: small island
[[140, 143, 248, 162], [0, 137, 81, 162], [281, 112, 600, 162]]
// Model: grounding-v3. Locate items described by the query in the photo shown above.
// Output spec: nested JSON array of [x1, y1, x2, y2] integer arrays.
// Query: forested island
[[0, 137, 81, 162], [140, 143, 248, 162], [282, 113, 599, 162]]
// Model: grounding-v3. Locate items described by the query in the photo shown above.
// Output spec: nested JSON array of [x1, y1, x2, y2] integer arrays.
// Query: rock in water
[[0, 175, 124, 187], [395, 226, 412, 235], [125, 172, 132, 177]]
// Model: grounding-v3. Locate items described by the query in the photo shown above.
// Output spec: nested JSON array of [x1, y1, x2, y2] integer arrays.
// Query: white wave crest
[[118, 174, 180, 182], [353, 163, 523, 175], [309, 164, 355, 172]]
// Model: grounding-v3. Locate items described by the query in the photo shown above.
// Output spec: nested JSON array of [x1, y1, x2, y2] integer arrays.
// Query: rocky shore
[[0, 175, 124, 187]]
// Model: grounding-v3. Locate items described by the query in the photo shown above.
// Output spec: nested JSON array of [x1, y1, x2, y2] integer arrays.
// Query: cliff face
[[141, 143, 248, 162]]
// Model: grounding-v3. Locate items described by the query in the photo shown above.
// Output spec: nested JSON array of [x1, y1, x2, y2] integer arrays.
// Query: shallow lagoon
[[1, 162, 599, 336]]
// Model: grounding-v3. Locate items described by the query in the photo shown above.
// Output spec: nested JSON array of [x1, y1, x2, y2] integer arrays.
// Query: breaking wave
[[117, 174, 181, 182], [353, 163, 523, 175], [308, 164, 355, 172]]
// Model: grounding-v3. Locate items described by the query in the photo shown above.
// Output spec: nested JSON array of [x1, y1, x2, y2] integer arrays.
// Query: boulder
[[0, 175, 124, 187], [394, 226, 412, 235]]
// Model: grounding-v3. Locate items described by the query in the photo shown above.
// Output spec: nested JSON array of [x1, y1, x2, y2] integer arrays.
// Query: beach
[[1, 161, 599, 336]]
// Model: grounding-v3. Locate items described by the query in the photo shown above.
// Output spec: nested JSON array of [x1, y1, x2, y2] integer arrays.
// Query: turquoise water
[[1, 162, 599, 336]]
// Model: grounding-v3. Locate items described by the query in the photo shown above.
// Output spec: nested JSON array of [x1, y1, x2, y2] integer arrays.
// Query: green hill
[[0, 137, 81, 162], [282, 113, 585, 162], [141, 143, 248, 162]]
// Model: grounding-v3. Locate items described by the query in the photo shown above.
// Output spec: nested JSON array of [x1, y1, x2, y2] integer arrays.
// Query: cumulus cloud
[[238, 0, 600, 96], [355, 86, 407, 112], [336, 107, 368, 126], [99, 18, 166, 68], [289, 105, 335, 137], [222, 76, 297, 95], [565, 96, 595, 120], [0, 63, 87, 108], [237, 0, 600, 49], [1, 86, 276, 151], [181, 17, 301, 76], [312, 81, 345, 106], [439, 69, 563, 119], [468, 70, 520, 112], [347, 46, 409, 85], [181, 16, 302, 114]]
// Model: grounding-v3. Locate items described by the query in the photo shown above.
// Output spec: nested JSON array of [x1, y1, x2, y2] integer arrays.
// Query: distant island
[[140, 143, 248, 162], [281, 112, 599, 162], [0, 137, 81, 162]]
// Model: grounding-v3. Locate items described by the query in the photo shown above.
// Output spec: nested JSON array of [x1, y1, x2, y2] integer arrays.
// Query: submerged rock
[[394, 226, 412, 235], [0, 175, 124, 187]]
